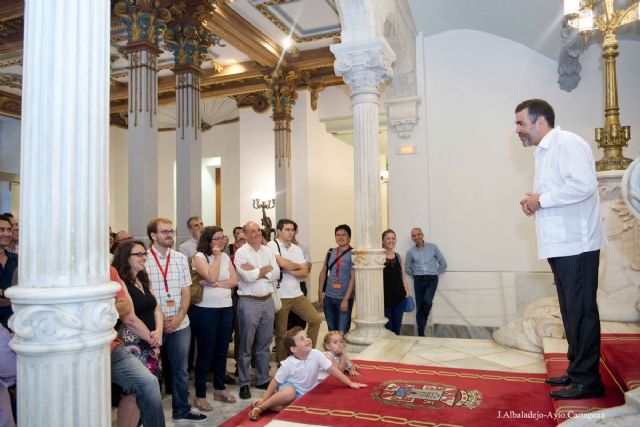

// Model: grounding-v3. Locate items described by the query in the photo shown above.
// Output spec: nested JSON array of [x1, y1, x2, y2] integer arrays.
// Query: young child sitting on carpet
[[248, 327, 367, 421], [318, 330, 360, 380]]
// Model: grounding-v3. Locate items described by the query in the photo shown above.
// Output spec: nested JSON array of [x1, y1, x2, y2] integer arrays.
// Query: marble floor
[[111, 321, 640, 426]]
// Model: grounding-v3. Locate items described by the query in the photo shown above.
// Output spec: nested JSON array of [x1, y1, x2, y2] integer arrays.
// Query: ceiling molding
[[0, 89, 21, 118], [205, 2, 284, 68]]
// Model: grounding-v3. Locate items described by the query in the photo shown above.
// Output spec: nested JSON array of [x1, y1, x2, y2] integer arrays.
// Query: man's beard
[[158, 238, 174, 248], [519, 135, 532, 147]]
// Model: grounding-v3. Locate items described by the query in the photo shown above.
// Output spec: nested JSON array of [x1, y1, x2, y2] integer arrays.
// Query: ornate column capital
[[113, 0, 171, 46], [265, 70, 298, 117], [331, 38, 395, 96], [164, 1, 223, 68]]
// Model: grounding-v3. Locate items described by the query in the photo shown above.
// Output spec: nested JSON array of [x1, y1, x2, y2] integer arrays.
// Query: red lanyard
[[335, 247, 344, 279], [150, 247, 171, 296]]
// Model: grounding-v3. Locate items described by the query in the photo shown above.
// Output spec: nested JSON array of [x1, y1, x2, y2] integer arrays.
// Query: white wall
[[391, 29, 640, 328], [109, 121, 241, 235], [0, 117, 20, 174], [422, 30, 639, 273], [109, 126, 128, 231], [0, 117, 21, 214]]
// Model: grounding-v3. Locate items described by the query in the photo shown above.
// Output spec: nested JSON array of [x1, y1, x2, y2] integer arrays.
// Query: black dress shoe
[[239, 385, 251, 400], [255, 381, 270, 390], [545, 375, 572, 386], [549, 382, 605, 400]]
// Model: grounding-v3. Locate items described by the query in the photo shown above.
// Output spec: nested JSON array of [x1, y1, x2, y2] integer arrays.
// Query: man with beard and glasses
[[145, 218, 206, 423], [515, 99, 605, 400]]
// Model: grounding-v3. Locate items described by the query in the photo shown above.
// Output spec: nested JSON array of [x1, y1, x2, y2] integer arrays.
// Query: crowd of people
[[106, 216, 448, 425], [0, 210, 448, 426]]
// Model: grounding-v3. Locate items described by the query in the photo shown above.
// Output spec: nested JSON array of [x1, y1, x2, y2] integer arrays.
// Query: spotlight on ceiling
[[282, 37, 292, 50]]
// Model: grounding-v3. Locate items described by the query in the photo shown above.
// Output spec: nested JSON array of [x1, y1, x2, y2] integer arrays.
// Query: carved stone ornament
[[0, 73, 22, 90], [386, 96, 420, 139], [331, 38, 396, 93], [622, 156, 640, 220], [492, 297, 564, 353], [558, 21, 584, 92], [351, 248, 386, 269], [6, 283, 120, 353]]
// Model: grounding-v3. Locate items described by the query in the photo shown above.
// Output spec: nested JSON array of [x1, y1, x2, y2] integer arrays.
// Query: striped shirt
[[145, 247, 191, 331]]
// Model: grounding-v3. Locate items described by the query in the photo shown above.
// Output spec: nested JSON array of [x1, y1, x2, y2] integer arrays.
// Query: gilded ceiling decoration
[[0, 0, 343, 123]]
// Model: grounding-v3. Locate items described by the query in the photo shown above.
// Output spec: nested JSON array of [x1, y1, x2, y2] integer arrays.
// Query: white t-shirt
[[274, 349, 332, 396], [318, 351, 352, 380], [267, 239, 306, 298], [193, 252, 233, 308]]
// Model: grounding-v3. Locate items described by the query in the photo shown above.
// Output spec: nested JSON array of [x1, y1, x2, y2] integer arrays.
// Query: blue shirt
[[324, 247, 353, 300], [405, 243, 447, 276]]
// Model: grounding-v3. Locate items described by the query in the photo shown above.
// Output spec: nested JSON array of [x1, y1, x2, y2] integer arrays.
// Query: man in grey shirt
[[405, 228, 447, 336]]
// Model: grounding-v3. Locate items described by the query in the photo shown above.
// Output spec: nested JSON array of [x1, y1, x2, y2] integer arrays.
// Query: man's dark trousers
[[548, 249, 602, 387]]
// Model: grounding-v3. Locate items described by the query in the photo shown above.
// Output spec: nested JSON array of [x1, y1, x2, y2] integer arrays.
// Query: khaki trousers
[[275, 295, 323, 363]]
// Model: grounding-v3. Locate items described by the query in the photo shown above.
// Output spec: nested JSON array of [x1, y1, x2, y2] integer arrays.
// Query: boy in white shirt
[[247, 327, 367, 421]]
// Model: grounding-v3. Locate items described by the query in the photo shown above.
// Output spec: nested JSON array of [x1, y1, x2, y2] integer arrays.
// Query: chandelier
[[562, 0, 639, 171]]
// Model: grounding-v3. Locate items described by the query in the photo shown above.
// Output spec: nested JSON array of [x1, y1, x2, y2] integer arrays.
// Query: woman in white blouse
[[190, 226, 238, 412]]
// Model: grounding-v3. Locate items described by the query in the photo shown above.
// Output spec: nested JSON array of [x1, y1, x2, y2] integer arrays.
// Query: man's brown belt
[[240, 294, 271, 301]]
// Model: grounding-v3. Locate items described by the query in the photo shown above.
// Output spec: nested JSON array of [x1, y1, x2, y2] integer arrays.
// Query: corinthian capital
[[331, 38, 395, 94]]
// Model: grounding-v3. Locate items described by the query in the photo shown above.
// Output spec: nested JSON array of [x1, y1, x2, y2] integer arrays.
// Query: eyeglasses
[[130, 251, 148, 258], [157, 230, 175, 236], [212, 236, 227, 241]]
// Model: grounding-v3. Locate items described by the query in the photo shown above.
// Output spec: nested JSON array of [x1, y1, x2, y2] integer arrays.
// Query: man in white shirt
[[145, 218, 206, 423], [267, 219, 322, 364], [516, 99, 606, 401], [179, 216, 204, 262], [234, 221, 280, 400]]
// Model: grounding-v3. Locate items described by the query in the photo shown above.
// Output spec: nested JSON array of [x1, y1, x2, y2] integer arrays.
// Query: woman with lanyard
[[318, 224, 355, 334]]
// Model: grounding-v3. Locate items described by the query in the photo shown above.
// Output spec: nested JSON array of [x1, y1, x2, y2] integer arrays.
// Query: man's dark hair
[[111, 240, 151, 288], [276, 218, 295, 231], [335, 224, 351, 237], [283, 326, 304, 356], [515, 99, 555, 128], [2, 213, 13, 219], [232, 226, 242, 239], [147, 217, 172, 241], [186, 216, 201, 228], [0, 215, 12, 227], [197, 226, 224, 256], [292, 221, 298, 232]]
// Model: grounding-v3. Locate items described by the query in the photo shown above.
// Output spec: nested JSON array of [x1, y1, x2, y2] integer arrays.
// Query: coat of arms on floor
[[372, 379, 483, 410]]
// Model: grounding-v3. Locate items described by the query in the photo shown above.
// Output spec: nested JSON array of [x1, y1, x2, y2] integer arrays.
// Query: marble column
[[124, 44, 161, 239], [331, 39, 396, 350], [5, 0, 119, 426], [174, 66, 202, 240], [115, 1, 170, 239], [266, 71, 298, 221], [164, 16, 211, 240]]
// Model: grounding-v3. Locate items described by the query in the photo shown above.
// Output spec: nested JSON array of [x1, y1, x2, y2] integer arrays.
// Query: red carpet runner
[[543, 353, 625, 420], [221, 360, 556, 427], [601, 333, 640, 391]]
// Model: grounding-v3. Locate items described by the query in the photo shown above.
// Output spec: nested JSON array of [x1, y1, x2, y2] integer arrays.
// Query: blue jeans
[[414, 275, 438, 336], [384, 298, 406, 335], [189, 305, 233, 397], [111, 344, 165, 427], [163, 327, 191, 418], [323, 297, 353, 334]]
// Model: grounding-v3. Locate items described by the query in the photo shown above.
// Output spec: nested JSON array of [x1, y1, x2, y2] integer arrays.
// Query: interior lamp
[[563, 0, 581, 17]]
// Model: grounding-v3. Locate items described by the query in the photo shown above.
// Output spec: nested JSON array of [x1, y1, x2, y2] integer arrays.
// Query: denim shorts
[[278, 382, 303, 399]]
